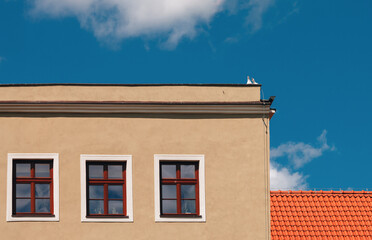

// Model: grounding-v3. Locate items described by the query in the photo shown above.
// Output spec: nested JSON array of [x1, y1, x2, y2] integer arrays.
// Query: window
[[7, 153, 59, 222], [160, 162, 199, 215], [87, 162, 126, 216], [80, 155, 133, 222], [13, 160, 53, 215], [154, 155, 206, 222]]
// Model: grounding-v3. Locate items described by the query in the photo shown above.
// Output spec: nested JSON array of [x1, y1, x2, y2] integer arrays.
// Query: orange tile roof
[[271, 190, 372, 240]]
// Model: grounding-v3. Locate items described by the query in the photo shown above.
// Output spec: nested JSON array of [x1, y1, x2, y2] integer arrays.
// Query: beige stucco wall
[[0, 85, 270, 240], [0, 85, 261, 102]]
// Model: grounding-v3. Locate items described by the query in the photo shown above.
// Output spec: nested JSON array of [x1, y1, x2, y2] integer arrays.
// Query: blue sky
[[1, 0, 371, 191]]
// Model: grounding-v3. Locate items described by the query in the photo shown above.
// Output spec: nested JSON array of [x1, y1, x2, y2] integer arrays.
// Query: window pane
[[161, 165, 176, 178], [88, 165, 103, 179], [35, 199, 50, 213], [89, 185, 104, 199], [108, 185, 123, 199], [16, 163, 31, 177], [89, 200, 104, 214], [16, 199, 31, 213], [181, 200, 196, 214], [162, 200, 177, 214], [108, 165, 122, 179], [35, 184, 50, 197], [16, 184, 31, 197], [181, 165, 195, 178], [35, 164, 50, 177], [161, 185, 177, 199], [181, 185, 195, 199], [108, 200, 123, 214]]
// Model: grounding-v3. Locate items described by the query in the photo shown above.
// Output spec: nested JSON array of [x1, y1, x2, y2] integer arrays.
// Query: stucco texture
[[0, 85, 261, 102]]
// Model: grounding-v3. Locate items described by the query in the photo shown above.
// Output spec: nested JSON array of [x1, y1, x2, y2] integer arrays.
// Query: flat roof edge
[[0, 83, 261, 87]]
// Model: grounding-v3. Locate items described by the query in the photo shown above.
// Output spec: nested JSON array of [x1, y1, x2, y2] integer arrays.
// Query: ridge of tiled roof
[[271, 190, 372, 195], [271, 190, 372, 240]]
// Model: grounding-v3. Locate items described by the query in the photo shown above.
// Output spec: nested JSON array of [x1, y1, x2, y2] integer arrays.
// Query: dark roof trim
[[0, 83, 261, 87], [0, 100, 271, 105]]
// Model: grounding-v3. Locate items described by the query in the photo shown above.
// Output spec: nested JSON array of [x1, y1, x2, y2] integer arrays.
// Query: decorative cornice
[[0, 101, 273, 115]]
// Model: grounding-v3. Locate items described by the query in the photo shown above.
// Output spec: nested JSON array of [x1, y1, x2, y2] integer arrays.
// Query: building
[[0, 84, 275, 240], [271, 190, 372, 239]]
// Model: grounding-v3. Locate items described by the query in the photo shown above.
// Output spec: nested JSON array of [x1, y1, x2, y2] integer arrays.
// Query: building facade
[[0, 84, 274, 240]]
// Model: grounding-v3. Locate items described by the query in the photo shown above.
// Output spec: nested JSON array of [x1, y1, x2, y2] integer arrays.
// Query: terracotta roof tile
[[271, 190, 372, 240]]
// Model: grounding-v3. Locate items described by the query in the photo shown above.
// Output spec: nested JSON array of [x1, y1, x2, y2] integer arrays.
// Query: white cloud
[[271, 130, 333, 169], [0, 56, 5, 63], [224, 36, 239, 44], [28, 0, 276, 48], [29, 0, 225, 48], [270, 130, 335, 190], [245, 0, 275, 32], [270, 162, 307, 190]]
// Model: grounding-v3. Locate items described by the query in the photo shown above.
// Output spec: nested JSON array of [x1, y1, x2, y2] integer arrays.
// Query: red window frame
[[12, 160, 54, 216], [86, 162, 127, 217], [160, 161, 199, 216]]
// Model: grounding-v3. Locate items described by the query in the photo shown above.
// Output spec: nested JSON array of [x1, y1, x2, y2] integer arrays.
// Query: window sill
[[160, 214, 202, 218], [86, 215, 129, 218], [156, 214, 205, 223], [7, 214, 59, 222], [12, 214, 55, 218], [82, 215, 133, 223]]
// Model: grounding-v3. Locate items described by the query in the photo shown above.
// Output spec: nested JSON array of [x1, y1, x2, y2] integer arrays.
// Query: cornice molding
[[0, 101, 272, 114]]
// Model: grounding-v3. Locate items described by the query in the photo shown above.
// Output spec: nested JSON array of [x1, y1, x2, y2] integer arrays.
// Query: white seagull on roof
[[252, 78, 258, 84], [246, 76, 252, 84]]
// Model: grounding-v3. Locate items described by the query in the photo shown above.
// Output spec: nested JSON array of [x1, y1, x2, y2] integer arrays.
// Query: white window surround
[[6, 153, 60, 222], [80, 154, 133, 223], [154, 154, 206, 222]]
